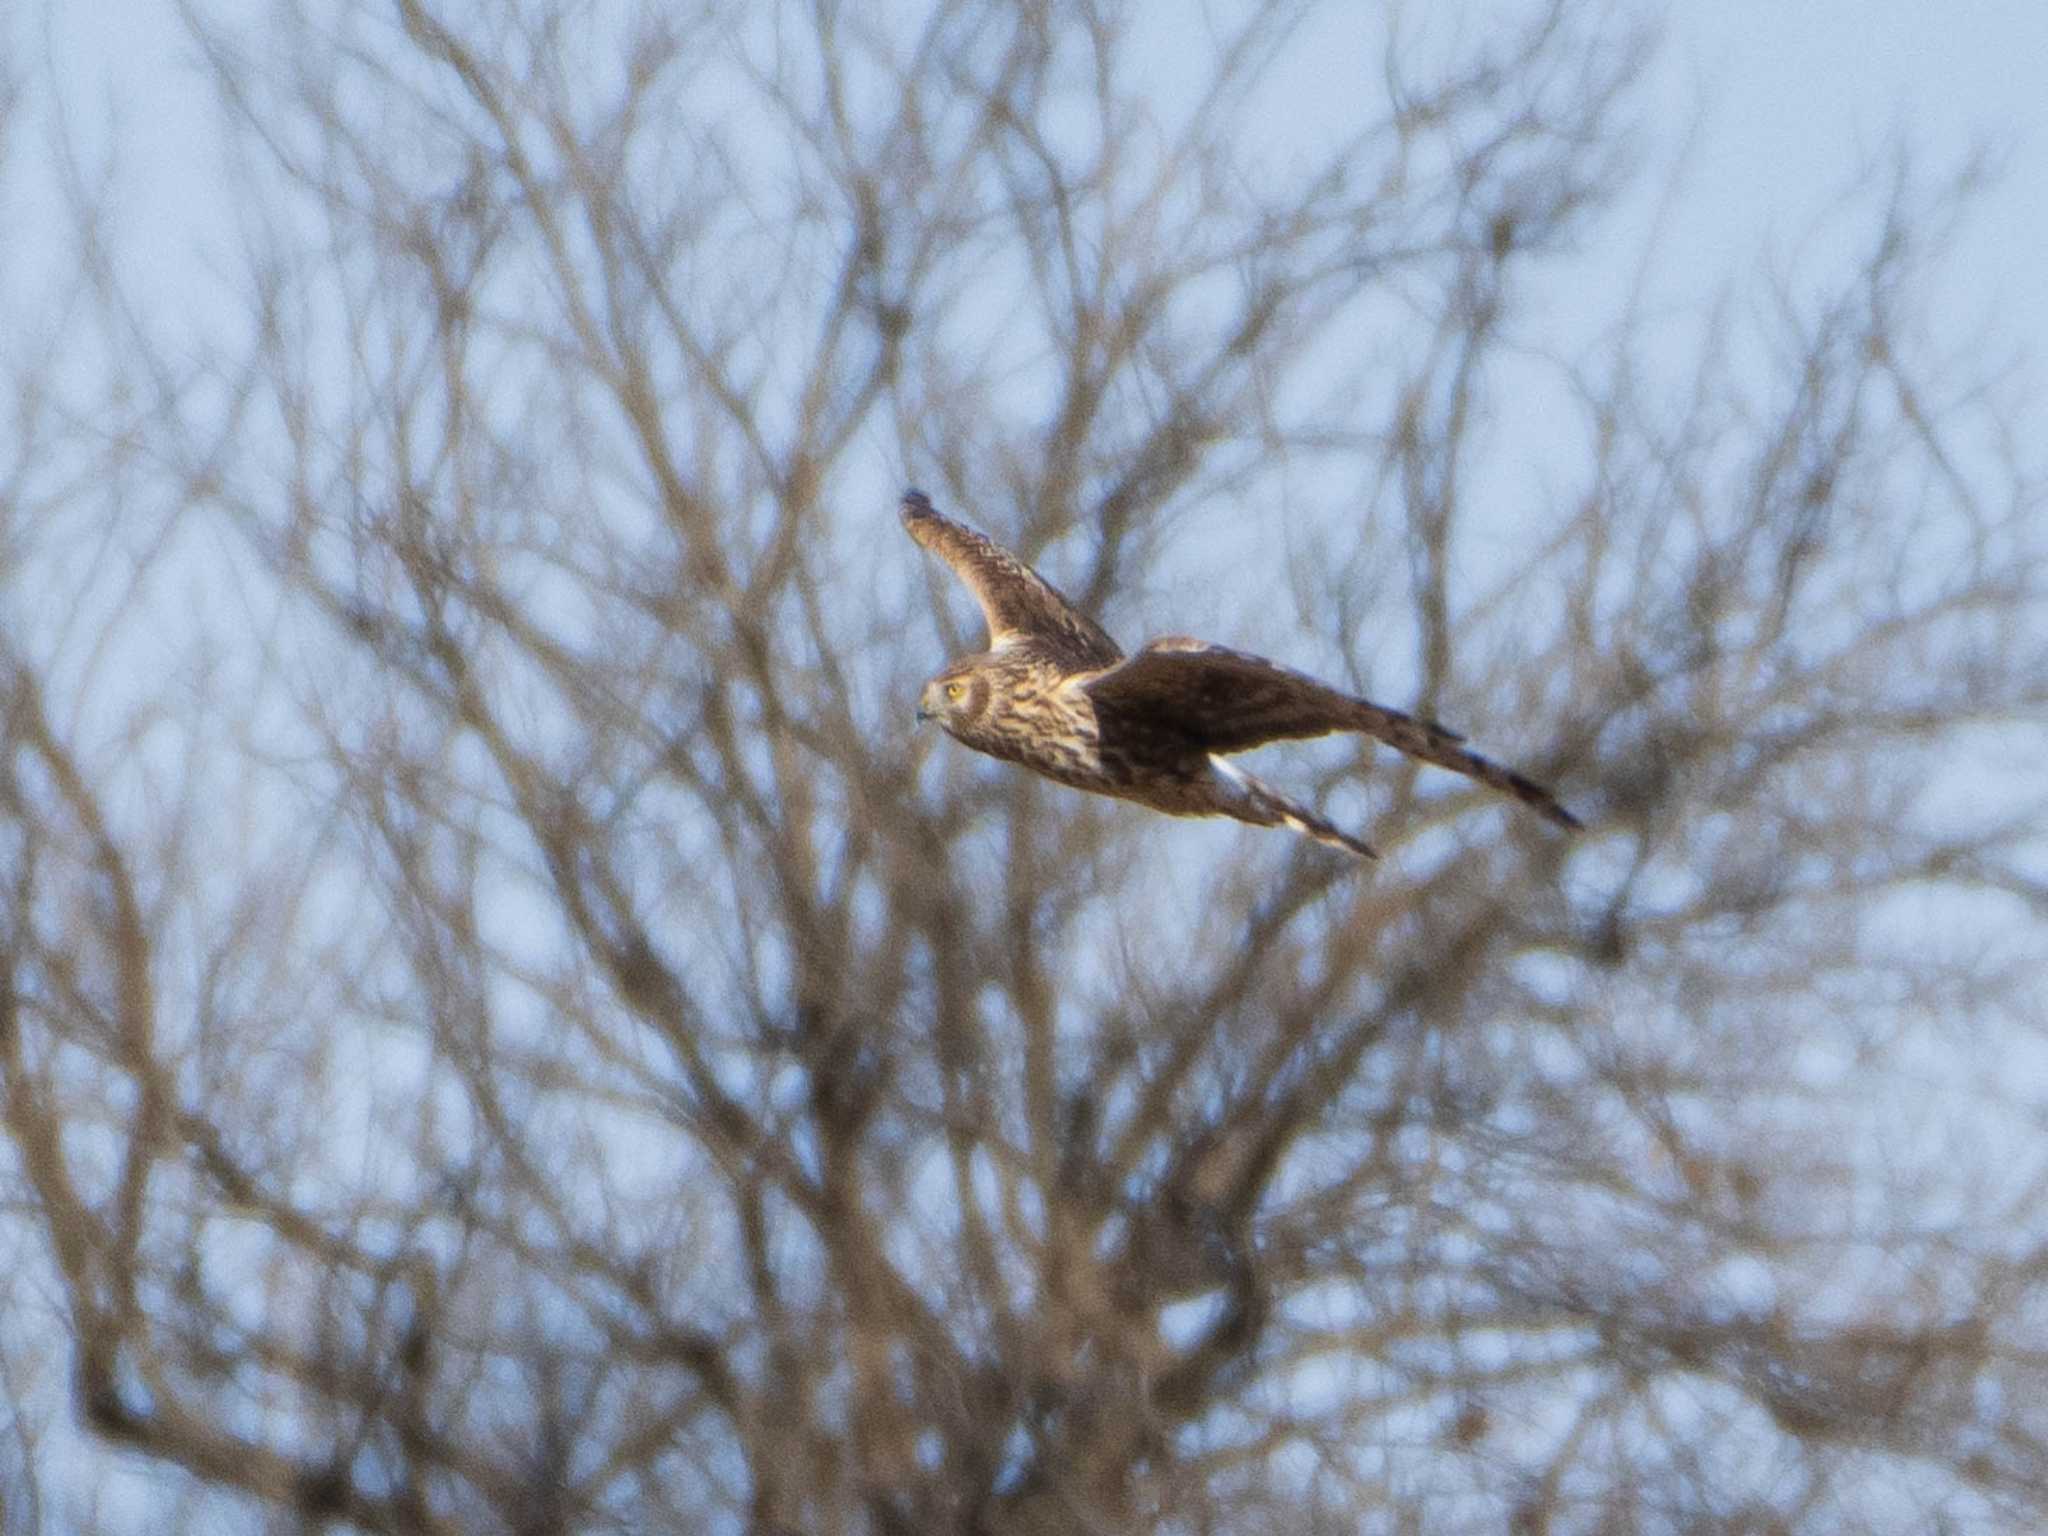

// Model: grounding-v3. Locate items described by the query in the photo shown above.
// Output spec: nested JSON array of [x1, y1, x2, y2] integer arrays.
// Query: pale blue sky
[[23, 1, 2048, 378], [13, 2, 2043, 803], [1674, 2, 2046, 347]]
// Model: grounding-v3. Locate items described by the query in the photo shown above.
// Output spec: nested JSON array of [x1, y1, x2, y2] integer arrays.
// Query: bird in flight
[[902, 489, 1580, 858]]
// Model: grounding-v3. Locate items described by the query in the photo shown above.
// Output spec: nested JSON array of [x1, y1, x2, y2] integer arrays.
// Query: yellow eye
[[944, 682, 965, 701]]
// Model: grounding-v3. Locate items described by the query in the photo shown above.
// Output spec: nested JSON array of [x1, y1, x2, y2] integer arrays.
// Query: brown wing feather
[[1083, 639, 1582, 829], [901, 489, 1122, 670]]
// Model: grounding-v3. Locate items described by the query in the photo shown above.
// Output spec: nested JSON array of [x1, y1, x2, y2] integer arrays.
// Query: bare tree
[[4, 1, 2046, 1532]]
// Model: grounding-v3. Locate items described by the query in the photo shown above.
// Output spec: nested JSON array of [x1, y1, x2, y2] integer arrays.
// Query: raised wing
[[1083, 638, 1581, 829], [900, 489, 1122, 670]]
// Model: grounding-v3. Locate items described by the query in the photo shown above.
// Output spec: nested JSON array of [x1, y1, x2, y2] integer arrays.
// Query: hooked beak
[[914, 704, 933, 725]]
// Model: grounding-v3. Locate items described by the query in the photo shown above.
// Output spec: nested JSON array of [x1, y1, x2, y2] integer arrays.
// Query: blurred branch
[[0, 2, 2042, 1532]]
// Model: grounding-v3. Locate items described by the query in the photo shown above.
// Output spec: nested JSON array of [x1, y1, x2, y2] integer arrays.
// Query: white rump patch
[[1209, 753, 1252, 789], [1209, 753, 1261, 813], [1211, 752, 1373, 857]]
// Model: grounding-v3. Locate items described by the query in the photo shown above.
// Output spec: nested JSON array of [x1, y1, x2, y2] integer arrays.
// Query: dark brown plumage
[[903, 488, 1580, 858]]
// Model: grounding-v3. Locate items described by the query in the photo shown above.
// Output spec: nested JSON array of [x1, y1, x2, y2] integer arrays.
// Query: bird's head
[[916, 667, 989, 733]]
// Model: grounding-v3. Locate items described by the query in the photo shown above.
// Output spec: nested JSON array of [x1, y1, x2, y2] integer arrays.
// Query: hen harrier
[[902, 488, 1580, 858]]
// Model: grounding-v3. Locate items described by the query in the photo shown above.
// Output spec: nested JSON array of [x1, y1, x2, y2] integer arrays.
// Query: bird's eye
[[944, 682, 965, 701]]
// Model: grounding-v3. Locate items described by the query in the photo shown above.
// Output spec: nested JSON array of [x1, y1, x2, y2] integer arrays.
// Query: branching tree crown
[[2, 2, 2045, 1533]]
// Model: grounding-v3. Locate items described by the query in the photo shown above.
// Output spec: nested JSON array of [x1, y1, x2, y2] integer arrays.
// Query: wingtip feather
[[900, 488, 940, 541], [1504, 768, 1584, 831]]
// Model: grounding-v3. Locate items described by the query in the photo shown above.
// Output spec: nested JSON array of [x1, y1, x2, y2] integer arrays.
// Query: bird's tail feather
[[1210, 756, 1377, 859]]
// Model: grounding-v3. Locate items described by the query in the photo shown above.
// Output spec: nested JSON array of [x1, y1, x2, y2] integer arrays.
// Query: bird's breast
[[944, 672, 1106, 781]]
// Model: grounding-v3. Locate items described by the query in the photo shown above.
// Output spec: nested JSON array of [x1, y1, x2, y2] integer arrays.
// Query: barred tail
[[1352, 702, 1582, 830], [1209, 756, 1378, 859]]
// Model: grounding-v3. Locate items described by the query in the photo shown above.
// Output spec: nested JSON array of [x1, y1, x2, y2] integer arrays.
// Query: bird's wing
[[900, 489, 1122, 669], [1083, 637, 1581, 829], [1080, 639, 1366, 752]]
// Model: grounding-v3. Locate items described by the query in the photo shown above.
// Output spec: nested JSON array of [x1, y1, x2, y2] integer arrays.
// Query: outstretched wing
[[1083, 638, 1581, 829], [900, 489, 1122, 670]]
